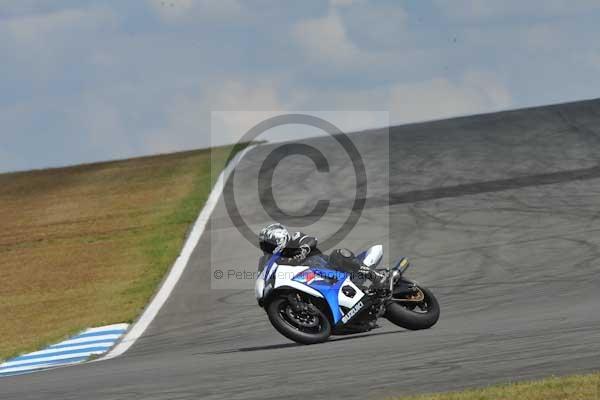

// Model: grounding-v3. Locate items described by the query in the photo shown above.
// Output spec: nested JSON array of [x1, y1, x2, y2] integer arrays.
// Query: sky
[[1, 0, 600, 173]]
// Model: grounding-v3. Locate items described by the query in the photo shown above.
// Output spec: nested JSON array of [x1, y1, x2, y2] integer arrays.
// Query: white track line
[[2, 350, 106, 368], [102, 145, 257, 360], [0, 361, 83, 375], [13, 343, 114, 358], [82, 324, 129, 334], [56, 334, 123, 347]]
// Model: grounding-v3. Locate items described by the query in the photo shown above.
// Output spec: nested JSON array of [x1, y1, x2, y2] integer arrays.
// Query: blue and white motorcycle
[[255, 245, 440, 344]]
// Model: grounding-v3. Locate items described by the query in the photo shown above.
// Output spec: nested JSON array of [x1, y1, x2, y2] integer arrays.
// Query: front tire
[[267, 296, 331, 344], [385, 285, 440, 330]]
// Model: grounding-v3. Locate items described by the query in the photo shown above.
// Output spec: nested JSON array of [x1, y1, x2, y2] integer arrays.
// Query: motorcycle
[[255, 245, 440, 344]]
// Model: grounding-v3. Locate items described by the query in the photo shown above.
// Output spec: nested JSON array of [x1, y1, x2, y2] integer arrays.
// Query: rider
[[258, 223, 388, 290]]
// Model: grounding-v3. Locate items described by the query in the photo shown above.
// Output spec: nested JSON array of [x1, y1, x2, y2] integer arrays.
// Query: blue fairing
[[292, 256, 350, 324], [263, 252, 281, 280], [311, 269, 347, 324]]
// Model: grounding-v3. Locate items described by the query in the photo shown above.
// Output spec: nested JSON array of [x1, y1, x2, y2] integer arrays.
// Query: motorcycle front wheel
[[385, 284, 440, 330], [267, 295, 331, 344]]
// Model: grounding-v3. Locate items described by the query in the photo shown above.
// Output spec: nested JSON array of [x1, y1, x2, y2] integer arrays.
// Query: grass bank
[[0, 144, 247, 360], [391, 372, 599, 400]]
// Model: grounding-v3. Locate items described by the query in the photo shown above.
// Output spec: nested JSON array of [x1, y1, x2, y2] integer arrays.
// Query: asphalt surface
[[2, 99, 600, 399]]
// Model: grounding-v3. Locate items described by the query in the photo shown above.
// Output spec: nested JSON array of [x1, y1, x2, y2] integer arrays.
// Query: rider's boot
[[356, 265, 389, 292]]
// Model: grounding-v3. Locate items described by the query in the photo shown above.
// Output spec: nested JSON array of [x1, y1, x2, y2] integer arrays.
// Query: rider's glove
[[293, 243, 311, 260]]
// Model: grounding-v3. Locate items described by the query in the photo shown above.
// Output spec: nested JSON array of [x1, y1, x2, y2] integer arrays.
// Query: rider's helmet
[[259, 223, 290, 254]]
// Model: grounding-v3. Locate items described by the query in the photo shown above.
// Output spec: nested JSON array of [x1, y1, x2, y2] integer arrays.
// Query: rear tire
[[385, 285, 440, 330], [267, 296, 331, 344]]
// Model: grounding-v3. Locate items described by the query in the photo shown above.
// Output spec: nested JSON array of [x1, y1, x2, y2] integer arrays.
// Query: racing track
[[2, 99, 600, 399]]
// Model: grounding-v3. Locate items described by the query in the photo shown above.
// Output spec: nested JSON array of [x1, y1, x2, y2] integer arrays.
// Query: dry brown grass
[[389, 372, 600, 400], [0, 145, 241, 360]]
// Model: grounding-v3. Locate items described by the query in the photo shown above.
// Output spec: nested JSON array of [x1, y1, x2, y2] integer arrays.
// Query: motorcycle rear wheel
[[267, 295, 331, 344], [385, 285, 440, 330]]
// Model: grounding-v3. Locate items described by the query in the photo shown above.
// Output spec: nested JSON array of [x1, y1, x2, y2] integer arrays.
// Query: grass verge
[[390, 372, 600, 400], [0, 144, 248, 361]]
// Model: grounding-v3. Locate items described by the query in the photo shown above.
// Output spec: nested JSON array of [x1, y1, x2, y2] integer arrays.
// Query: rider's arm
[[283, 232, 318, 260]]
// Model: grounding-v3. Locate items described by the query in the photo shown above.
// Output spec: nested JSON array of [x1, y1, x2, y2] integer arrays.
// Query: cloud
[[211, 80, 283, 111], [292, 2, 410, 72], [184, 81, 388, 148], [332, 1, 408, 50], [0, 0, 67, 19], [144, 79, 286, 154], [292, 12, 360, 66], [329, 0, 366, 6], [4, 6, 116, 43], [285, 70, 511, 127], [3, 0, 599, 174], [435, 0, 600, 20], [462, 21, 568, 53], [147, 0, 242, 22], [389, 71, 512, 124], [0, 5, 118, 82]]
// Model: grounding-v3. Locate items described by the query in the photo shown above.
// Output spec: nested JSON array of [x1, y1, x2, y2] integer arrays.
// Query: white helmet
[[259, 223, 290, 253]]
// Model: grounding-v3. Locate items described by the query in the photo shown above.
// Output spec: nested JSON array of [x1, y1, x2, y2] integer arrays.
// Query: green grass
[[389, 372, 600, 400], [0, 143, 249, 361]]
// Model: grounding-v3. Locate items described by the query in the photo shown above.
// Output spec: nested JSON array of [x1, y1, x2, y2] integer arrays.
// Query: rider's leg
[[356, 264, 388, 290], [330, 248, 389, 291]]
